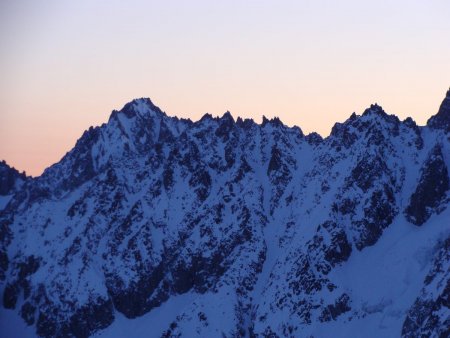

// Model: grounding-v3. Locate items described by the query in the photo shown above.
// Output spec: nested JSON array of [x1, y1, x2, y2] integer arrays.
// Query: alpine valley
[[1, 90, 449, 338]]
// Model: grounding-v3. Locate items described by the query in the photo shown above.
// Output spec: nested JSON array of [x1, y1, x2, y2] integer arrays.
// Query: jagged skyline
[[1, 1, 449, 176], [1, 89, 448, 337], [1, 88, 449, 178]]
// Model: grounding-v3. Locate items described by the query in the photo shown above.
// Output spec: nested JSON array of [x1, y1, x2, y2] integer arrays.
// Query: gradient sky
[[1, 0, 449, 176]]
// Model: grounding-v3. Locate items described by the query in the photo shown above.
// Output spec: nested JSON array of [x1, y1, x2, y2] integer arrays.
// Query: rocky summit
[[0, 91, 449, 338]]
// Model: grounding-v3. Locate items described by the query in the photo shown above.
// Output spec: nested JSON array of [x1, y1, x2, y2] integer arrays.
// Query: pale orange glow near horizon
[[1, 0, 450, 176]]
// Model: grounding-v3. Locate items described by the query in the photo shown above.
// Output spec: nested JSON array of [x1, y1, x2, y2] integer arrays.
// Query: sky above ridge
[[1, 0, 449, 176]]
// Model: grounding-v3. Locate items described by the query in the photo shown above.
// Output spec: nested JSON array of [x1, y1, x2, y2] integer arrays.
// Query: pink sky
[[1, 0, 449, 176]]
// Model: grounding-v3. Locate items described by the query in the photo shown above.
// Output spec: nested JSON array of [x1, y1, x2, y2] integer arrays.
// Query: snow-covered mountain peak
[[428, 87, 450, 132], [0, 92, 449, 338], [327, 103, 408, 152], [362, 102, 384, 114], [199, 113, 214, 122], [360, 103, 400, 125], [221, 110, 234, 122], [110, 97, 166, 121]]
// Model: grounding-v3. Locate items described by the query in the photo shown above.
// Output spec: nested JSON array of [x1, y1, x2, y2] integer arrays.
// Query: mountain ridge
[[0, 90, 449, 338]]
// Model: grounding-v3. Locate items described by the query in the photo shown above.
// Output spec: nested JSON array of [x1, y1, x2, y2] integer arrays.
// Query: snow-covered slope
[[0, 91, 449, 338]]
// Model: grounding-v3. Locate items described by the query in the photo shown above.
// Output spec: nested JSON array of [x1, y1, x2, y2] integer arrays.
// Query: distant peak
[[112, 97, 165, 120], [133, 97, 152, 104], [362, 103, 386, 117], [198, 111, 235, 125], [0, 160, 28, 195], [305, 132, 323, 145], [236, 116, 255, 129], [0, 160, 27, 177], [329, 104, 401, 147], [214, 111, 235, 140], [200, 113, 214, 122], [221, 111, 234, 122], [261, 115, 284, 127], [360, 103, 400, 126], [427, 87, 450, 132]]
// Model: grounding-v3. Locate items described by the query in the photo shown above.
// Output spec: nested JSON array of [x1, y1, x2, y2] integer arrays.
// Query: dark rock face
[[215, 111, 235, 141], [2, 255, 40, 309], [35, 296, 114, 338], [428, 88, 450, 132], [320, 293, 351, 322], [321, 222, 352, 266], [106, 263, 167, 318], [335, 149, 399, 251], [350, 155, 387, 192], [402, 237, 450, 338], [405, 145, 449, 225], [305, 132, 323, 145], [3, 283, 19, 309], [0, 217, 13, 281], [0, 161, 27, 195], [355, 184, 397, 250], [189, 168, 212, 201], [403, 117, 424, 149], [267, 147, 283, 174]]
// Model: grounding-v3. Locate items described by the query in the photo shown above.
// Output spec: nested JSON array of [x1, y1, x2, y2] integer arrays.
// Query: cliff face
[[0, 92, 449, 338]]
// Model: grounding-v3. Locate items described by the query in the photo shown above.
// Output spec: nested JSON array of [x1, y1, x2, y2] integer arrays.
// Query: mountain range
[[0, 89, 449, 337]]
